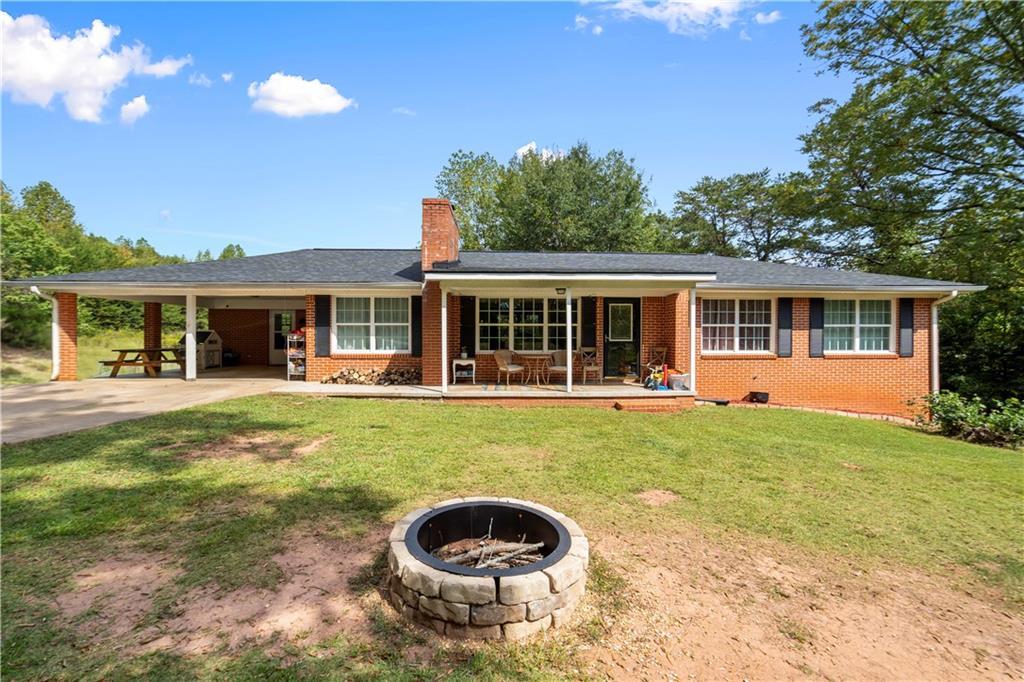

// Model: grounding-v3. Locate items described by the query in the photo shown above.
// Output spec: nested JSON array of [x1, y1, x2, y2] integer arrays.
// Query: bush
[[918, 391, 1024, 449]]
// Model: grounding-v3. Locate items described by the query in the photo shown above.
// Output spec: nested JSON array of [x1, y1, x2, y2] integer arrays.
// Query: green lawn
[[1, 331, 181, 384], [2, 398, 1021, 680]]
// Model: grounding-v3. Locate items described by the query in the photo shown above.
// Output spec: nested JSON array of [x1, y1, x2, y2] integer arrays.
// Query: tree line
[[435, 2, 1022, 401], [1, 181, 245, 346]]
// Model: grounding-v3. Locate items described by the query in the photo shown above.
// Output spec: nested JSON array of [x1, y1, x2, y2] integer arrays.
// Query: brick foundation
[[55, 292, 77, 381]]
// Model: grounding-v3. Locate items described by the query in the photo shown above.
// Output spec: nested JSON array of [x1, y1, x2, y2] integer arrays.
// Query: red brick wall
[[304, 295, 422, 382], [208, 309, 271, 365], [421, 198, 459, 271], [56, 292, 77, 381], [143, 302, 163, 375], [692, 293, 932, 417]]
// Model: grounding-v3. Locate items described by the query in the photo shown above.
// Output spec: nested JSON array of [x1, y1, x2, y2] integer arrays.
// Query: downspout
[[930, 290, 958, 394], [29, 286, 60, 381]]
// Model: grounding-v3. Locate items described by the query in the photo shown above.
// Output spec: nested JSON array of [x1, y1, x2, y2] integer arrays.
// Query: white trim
[[329, 294, 413, 354], [931, 291, 958, 392], [699, 296, 776, 354], [697, 283, 984, 294], [425, 272, 717, 282], [822, 297, 897, 354], [185, 294, 197, 381]]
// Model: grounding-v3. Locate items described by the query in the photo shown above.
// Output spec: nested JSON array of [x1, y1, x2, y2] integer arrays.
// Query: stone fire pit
[[385, 497, 589, 640]]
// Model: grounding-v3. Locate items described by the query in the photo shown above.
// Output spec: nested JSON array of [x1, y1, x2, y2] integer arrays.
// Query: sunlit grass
[[1, 331, 180, 384]]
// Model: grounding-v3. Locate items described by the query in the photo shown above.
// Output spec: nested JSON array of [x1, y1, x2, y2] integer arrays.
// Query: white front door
[[269, 310, 293, 365]]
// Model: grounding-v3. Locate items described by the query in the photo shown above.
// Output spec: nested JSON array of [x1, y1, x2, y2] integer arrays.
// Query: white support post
[[688, 287, 697, 393], [185, 293, 197, 381], [440, 288, 448, 394], [565, 288, 573, 393]]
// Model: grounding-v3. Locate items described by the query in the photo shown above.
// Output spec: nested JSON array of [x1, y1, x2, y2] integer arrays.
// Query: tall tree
[[434, 150, 501, 249], [218, 244, 246, 259]]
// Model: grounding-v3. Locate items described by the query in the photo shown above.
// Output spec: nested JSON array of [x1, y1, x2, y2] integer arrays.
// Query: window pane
[[336, 324, 370, 350], [824, 326, 854, 351], [376, 324, 409, 351], [859, 300, 891, 325], [824, 300, 855, 325], [514, 325, 544, 351], [738, 326, 770, 351], [609, 303, 633, 341], [702, 299, 735, 326], [375, 297, 408, 324], [547, 299, 578, 350], [702, 325, 734, 351], [336, 297, 370, 324], [859, 326, 890, 351], [739, 300, 771, 325], [479, 298, 509, 325], [478, 325, 509, 351], [513, 298, 544, 325]]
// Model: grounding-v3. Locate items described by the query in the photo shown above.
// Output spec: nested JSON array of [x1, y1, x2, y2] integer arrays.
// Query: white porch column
[[185, 293, 197, 381], [689, 287, 697, 393], [440, 288, 448, 394], [565, 288, 573, 393]]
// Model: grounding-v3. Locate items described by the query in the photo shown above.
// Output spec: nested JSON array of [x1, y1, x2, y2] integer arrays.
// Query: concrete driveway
[[1, 370, 284, 444]]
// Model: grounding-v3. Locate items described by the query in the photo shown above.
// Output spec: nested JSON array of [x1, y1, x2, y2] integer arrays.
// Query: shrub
[[917, 391, 1024, 449]]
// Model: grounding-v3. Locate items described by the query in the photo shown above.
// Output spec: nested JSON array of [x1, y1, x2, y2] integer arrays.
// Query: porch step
[[613, 398, 690, 413]]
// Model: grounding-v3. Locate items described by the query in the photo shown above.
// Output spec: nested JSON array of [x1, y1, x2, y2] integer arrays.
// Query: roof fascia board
[[696, 284, 985, 294], [424, 272, 717, 283], [4, 282, 421, 296]]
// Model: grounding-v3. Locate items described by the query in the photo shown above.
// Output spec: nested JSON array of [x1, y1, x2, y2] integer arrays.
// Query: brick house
[[9, 198, 982, 417]]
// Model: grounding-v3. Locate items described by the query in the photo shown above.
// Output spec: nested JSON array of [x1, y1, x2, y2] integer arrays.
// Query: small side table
[[452, 358, 476, 384]]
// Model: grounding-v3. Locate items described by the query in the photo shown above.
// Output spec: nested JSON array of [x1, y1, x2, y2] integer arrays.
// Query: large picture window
[[333, 296, 410, 352], [824, 299, 892, 352], [701, 299, 773, 352], [477, 297, 580, 352]]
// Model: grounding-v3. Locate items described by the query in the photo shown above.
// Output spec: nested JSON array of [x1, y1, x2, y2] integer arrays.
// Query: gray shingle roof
[[7, 247, 977, 290], [16, 249, 422, 285], [441, 251, 977, 289]]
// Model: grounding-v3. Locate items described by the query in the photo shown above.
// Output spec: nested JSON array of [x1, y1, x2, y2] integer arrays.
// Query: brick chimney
[[421, 198, 460, 271]]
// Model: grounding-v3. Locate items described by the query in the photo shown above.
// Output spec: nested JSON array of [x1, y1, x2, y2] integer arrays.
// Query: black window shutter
[[777, 297, 793, 357], [899, 298, 914, 357], [809, 298, 824, 357], [459, 296, 476, 357], [581, 297, 598, 347], [410, 296, 423, 357], [314, 295, 330, 357]]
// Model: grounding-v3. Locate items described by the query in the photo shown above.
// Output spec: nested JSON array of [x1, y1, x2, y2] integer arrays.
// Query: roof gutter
[[931, 290, 959, 394], [29, 286, 60, 381], [423, 272, 718, 282]]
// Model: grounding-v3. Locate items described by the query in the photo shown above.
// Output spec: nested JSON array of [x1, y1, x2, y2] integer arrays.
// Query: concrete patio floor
[[1, 367, 285, 444]]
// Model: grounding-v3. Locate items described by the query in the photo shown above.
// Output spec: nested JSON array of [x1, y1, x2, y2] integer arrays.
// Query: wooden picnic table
[[102, 347, 185, 378]]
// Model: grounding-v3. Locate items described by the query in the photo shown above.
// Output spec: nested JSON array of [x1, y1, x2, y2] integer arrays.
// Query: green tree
[[218, 244, 246, 259], [195, 249, 213, 262], [434, 150, 501, 249]]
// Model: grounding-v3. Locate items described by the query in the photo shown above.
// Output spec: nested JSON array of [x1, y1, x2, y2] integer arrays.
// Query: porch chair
[[547, 350, 569, 385], [577, 347, 602, 385], [493, 349, 525, 387], [644, 346, 669, 381]]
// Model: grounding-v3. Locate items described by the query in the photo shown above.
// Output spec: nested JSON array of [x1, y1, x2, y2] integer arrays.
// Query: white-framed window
[[701, 298, 774, 353], [332, 296, 411, 353], [824, 299, 893, 352], [477, 297, 580, 353], [607, 303, 634, 341]]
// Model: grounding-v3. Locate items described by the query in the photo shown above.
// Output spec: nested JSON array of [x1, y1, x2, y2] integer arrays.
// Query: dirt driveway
[[0, 373, 282, 443]]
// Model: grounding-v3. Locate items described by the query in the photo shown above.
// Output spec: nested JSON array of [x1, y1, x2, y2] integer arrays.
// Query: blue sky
[[2, 2, 849, 258]]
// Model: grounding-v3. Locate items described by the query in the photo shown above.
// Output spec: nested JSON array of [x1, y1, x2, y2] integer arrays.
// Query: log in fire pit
[[386, 498, 589, 640]]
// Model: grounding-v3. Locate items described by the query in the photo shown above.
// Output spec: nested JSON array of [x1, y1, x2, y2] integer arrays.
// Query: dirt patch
[[581, 525, 1023, 680], [54, 553, 181, 640], [636, 489, 680, 507], [841, 462, 864, 472], [174, 433, 328, 463], [136, 527, 386, 656], [292, 435, 332, 457]]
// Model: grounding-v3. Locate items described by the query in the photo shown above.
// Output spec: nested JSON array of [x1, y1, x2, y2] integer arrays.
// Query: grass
[[1, 330, 181, 384], [2, 397, 1021, 679]]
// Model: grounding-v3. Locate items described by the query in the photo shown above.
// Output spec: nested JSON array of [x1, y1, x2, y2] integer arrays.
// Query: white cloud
[[247, 72, 354, 118], [392, 106, 417, 117], [574, 14, 590, 30], [515, 141, 563, 162], [119, 95, 149, 125], [188, 72, 212, 87], [739, 28, 751, 41], [606, 0, 749, 37], [221, 72, 234, 83], [593, 24, 604, 35], [1, 11, 190, 122], [754, 9, 782, 24], [159, 208, 172, 221]]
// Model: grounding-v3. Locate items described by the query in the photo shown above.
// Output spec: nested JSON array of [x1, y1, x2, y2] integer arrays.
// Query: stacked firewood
[[320, 366, 422, 385], [433, 536, 545, 569]]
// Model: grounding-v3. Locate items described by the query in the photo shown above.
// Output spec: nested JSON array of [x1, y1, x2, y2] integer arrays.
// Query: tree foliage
[[436, 143, 662, 252]]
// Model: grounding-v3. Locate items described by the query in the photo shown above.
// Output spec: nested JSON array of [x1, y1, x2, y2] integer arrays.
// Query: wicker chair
[[577, 347, 602, 384], [644, 346, 669, 380], [547, 350, 569, 385], [493, 349, 525, 386]]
